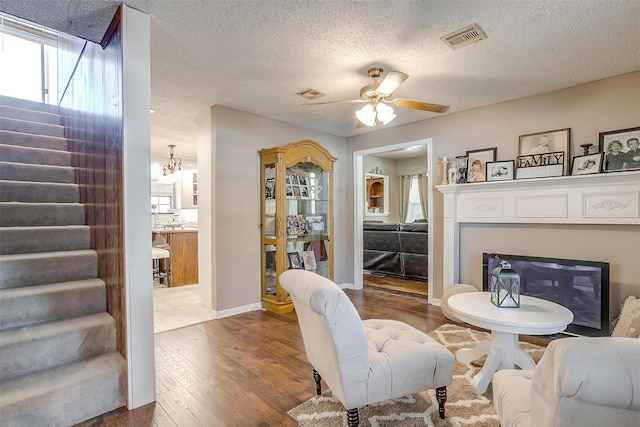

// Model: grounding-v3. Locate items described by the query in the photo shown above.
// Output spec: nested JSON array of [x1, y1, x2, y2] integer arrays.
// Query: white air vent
[[441, 23, 487, 50], [296, 88, 325, 100]]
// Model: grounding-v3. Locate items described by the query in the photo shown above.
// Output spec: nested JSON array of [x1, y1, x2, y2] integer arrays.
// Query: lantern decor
[[490, 259, 521, 308]]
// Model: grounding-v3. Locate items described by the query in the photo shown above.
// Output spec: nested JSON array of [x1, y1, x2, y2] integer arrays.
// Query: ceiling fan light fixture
[[355, 104, 376, 127], [376, 103, 396, 125]]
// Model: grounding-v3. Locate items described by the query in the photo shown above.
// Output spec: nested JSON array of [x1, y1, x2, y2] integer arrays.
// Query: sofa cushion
[[612, 295, 640, 338]]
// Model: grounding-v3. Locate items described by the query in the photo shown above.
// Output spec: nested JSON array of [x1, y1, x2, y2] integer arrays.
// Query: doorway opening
[[353, 138, 434, 303]]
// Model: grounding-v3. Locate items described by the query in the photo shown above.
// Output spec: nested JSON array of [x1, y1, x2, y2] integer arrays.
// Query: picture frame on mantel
[[571, 152, 604, 176], [486, 160, 515, 181], [599, 126, 640, 172], [517, 128, 571, 178], [465, 147, 497, 182]]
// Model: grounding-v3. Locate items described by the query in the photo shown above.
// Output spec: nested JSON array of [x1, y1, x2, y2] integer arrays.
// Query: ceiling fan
[[303, 67, 449, 128]]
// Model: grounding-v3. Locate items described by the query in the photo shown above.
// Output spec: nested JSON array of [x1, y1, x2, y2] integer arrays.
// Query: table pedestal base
[[456, 330, 536, 395]]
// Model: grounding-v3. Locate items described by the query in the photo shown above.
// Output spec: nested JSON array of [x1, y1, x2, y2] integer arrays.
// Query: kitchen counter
[[153, 230, 198, 287]]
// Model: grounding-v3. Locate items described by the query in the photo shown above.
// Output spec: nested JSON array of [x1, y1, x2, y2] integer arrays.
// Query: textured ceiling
[[3, 1, 640, 162]]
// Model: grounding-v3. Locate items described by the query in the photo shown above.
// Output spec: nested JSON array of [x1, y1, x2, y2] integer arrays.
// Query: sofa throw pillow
[[612, 295, 640, 338]]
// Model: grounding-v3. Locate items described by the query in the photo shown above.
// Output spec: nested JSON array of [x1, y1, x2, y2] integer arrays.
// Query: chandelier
[[162, 145, 182, 176]]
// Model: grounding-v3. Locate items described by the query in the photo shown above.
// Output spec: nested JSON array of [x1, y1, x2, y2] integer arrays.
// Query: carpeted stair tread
[[0, 117, 64, 138], [0, 95, 60, 115], [0, 180, 79, 203], [0, 144, 71, 167], [0, 352, 126, 427], [0, 225, 90, 255], [0, 161, 75, 183], [0, 202, 85, 226], [0, 279, 106, 330], [0, 105, 61, 125], [0, 129, 68, 151], [0, 312, 116, 382], [0, 249, 97, 289]]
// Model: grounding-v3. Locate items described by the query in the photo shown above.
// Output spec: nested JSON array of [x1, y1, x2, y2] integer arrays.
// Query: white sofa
[[493, 336, 640, 427]]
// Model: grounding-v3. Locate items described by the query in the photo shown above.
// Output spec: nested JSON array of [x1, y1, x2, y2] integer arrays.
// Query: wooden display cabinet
[[259, 140, 336, 313]]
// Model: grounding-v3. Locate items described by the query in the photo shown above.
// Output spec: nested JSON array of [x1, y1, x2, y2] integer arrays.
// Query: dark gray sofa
[[363, 222, 428, 281]]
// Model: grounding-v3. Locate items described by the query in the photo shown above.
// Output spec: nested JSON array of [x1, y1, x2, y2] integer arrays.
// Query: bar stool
[[152, 244, 171, 287]]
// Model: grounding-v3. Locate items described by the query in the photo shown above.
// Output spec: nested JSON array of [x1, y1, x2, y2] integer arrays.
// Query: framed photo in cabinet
[[288, 252, 302, 269]]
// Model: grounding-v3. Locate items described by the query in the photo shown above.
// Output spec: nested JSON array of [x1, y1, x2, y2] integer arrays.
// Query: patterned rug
[[287, 323, 546, 427]]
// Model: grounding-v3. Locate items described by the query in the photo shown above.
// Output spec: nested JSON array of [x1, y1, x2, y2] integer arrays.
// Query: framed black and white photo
[[599, 126, 640, 172], [571, 152, 603, 175], [486, 160, 515, 181], [465, 147, 497, 182], [288, 252, 302, 269], [305, 215, 325, 233], [265, 178, 275, 199], [518, 128, 571, 176], [285, 185, 294, 198]]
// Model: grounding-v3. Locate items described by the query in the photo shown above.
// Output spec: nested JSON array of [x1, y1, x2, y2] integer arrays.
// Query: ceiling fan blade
[[302, 99, 364, 106], [392, 99, 449, 113], [375, 71, 409, 96]]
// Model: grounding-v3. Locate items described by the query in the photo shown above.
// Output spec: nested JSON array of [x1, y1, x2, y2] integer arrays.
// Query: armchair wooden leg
[[313, 368, 321, 395], [436, 386, 447, 419], [346, 408, 359, 427]]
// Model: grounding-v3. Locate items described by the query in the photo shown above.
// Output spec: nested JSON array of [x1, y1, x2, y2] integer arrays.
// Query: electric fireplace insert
[[482, 253, 610, 337]]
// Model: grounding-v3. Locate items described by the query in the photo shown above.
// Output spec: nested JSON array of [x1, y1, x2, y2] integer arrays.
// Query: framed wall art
[[486, 160, 515, 181], [599, 126, 640, 172], [465, 147, 497, 182], [517, 128, 571, 178], [571, 152, 603, 175]]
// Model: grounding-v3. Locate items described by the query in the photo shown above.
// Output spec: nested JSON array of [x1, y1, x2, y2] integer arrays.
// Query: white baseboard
[[215, 302, 262, 319]]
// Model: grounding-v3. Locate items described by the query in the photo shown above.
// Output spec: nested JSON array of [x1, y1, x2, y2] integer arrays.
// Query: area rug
[[287, 323, 546, 427]]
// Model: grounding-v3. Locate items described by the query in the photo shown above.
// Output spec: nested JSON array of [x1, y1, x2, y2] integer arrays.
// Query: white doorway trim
[[352, 138, 434, 304]]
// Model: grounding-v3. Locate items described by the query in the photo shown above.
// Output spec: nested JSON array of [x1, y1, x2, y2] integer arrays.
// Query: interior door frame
[[353, 138, 434, 304]]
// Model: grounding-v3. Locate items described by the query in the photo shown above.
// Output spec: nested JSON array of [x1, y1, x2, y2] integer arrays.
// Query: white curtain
[[399, 175, 412, 222], [417, 173, 429, 220]]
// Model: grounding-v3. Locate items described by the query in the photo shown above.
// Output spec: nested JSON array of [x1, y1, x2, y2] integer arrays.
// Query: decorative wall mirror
[[365, 173, 389, 215]]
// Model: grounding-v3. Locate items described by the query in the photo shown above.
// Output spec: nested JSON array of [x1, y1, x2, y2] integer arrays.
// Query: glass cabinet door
[[284, 163, 331, 279]]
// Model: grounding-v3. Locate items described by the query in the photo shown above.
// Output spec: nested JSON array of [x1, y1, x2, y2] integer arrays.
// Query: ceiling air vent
[[441, 23, 486, 50], [296, 88, 325, 100]]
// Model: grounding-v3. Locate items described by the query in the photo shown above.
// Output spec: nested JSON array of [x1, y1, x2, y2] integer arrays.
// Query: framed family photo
[[486, 160, 515, 181], [517, 128, 571, 177], [599, 126, 640, 172], [465, 147, 497, 182], [571, 152, 603, 175]]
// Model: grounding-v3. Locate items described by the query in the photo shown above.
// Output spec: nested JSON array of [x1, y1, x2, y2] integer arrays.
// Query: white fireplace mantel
[[436, 171, 640, 289]]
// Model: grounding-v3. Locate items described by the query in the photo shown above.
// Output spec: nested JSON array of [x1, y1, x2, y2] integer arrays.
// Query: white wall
[[347, 70, 640, 306], [198, 106, 348, 312]]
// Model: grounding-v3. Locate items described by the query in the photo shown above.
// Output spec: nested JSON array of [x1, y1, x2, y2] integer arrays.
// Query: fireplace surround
[[437, 171, 640, 329]]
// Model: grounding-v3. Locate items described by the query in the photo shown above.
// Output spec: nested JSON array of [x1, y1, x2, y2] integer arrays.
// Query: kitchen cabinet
[[155, 230, 198, 287]]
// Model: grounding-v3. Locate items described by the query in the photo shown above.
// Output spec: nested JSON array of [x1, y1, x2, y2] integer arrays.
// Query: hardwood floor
[[75, 287, 447, 426], [76, 286, 547, 426], [363, 273, 428, 297]]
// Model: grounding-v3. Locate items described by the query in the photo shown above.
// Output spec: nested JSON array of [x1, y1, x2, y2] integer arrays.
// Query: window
[[0, 13, 58, 104], [405, 175, 425, 223], [151, 196, 172, 214]]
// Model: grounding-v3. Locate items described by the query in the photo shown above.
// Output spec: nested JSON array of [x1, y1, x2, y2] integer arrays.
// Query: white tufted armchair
[[279, 269, 455, 426]]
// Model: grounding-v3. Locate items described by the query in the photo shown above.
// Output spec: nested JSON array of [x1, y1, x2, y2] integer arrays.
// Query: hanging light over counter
[[162, 144, 182, 176]]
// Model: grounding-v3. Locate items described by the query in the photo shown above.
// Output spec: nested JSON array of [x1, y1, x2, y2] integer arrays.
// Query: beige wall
[[200, 106, 349, 312], [347, 71, 640, 312]]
